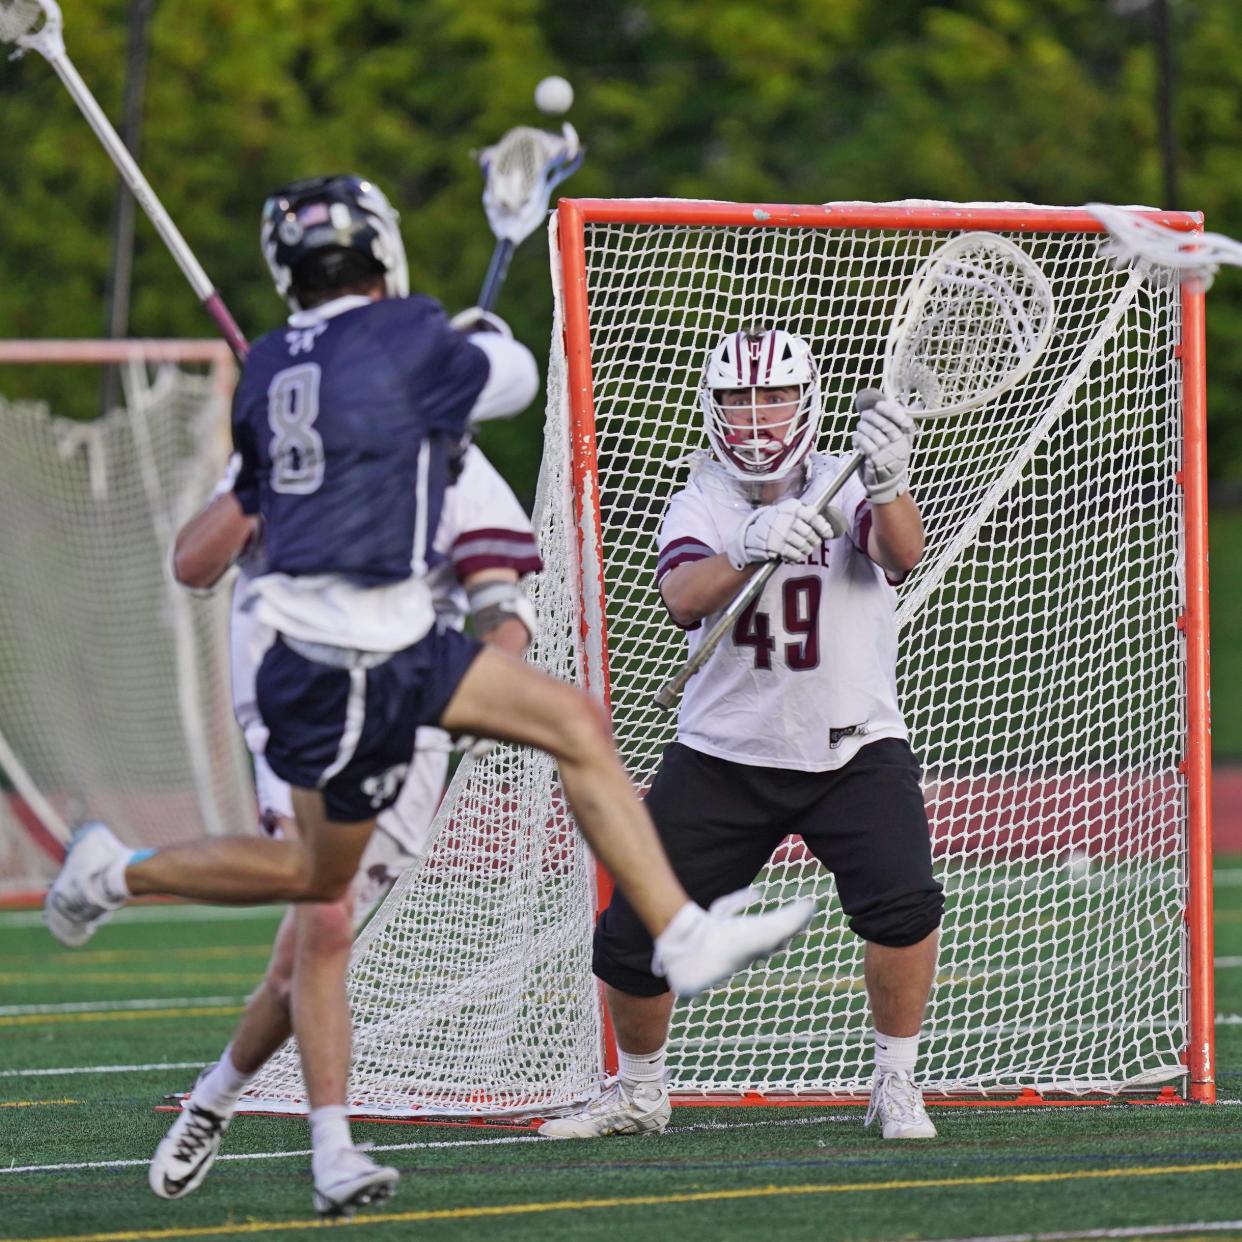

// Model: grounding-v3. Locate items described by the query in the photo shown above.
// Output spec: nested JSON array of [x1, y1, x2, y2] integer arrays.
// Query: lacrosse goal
[[238, 199, 1213, 1119], [0, 339, 254, 898]]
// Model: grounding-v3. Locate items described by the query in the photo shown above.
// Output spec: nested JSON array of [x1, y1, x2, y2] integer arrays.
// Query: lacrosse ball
[[535, 76, 574, 115]]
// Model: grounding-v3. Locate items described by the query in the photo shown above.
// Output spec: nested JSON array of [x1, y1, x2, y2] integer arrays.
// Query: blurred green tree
[[1, 0, 1240, 498]]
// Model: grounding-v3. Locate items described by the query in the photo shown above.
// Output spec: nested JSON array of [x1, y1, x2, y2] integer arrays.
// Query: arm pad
[[466, 578, 538, 644]]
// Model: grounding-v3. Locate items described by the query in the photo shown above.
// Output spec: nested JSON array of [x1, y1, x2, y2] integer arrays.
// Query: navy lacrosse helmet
[[260, 174, 409, 310]]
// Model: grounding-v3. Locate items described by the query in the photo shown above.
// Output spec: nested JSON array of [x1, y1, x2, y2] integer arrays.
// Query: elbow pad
[[466, 579, 538, 643]]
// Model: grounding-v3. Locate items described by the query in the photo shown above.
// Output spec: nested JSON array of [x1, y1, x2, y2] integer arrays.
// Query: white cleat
[[538, 1080, 671, 1139], [653, 889, 817, 999], [312, 1147, 399, 1218], [43, 821, 128, 947], [865, 1069, 938, 1139], [149, 1097, 231, 1199]]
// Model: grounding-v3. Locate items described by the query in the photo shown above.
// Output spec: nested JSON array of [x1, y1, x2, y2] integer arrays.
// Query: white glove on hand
[[853, 399, 917, 505], [449, 307, 513, 337], [725, 497, 845, 571]]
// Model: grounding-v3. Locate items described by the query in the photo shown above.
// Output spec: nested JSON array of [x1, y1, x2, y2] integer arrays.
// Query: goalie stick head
[[260, 174, 409, 311], [699, 327, 823, 483]]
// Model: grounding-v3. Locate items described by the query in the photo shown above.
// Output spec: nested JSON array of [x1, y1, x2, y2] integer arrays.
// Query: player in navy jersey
[[44, 175, 817, 1216]]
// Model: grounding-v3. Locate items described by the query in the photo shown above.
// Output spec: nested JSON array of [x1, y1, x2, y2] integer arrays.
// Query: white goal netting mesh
[[244, 204, 1196, 1116], [0, 347, 254, 894]]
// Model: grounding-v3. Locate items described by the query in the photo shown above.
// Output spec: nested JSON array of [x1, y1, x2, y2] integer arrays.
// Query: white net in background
[[0, 344, 254, 895], [242, 202, 1197, 1116], [239, 297, 603, 1118]]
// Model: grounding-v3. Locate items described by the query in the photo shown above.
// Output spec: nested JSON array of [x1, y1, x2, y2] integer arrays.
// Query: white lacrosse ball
[[535, 75, 574, 115]]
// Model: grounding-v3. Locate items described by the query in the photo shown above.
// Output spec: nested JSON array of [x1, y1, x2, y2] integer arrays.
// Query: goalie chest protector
[[655, 453, 910, 773]]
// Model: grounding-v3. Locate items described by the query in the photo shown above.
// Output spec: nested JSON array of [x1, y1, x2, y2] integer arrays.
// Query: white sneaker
[[538, 1079, 670, 1139], [43, 822, 128, 947], [149, 1096, 231, 1199], [653, 889, 817, 999], [864, 1069, 937, 1139], [312, 1147, 399, 1218]]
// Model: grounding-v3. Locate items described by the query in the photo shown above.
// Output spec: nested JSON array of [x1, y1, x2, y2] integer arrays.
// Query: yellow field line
[[0, 1006, 243, 1027], [0, 1098, 81, 1108], [5, 946, 269, 966], [15, 1158, 1242, 1242]]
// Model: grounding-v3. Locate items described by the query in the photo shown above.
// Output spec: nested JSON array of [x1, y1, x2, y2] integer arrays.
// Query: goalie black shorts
[[593, 737, 943, 997]]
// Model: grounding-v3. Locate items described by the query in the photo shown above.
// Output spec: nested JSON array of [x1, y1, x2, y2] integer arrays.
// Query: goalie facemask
[[260, 174, 410, 310], [699, 328, 823, 482]]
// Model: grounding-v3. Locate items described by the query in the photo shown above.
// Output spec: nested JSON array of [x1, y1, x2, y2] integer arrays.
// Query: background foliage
[[1, 0, 1241, 497]]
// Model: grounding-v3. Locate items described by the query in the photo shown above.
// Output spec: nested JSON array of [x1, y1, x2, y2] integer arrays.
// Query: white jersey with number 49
[[656, 451, 909, 773]]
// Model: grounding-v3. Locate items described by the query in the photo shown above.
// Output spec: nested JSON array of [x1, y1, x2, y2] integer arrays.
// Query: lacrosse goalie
[[541, 326, 944, 1142]]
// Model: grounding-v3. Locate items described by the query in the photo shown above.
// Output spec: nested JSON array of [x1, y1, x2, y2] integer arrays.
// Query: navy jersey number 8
[[267, 363, 324, 495]]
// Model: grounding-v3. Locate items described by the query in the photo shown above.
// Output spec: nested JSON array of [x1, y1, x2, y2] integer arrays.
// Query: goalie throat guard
[[699, 329, 823, 483]]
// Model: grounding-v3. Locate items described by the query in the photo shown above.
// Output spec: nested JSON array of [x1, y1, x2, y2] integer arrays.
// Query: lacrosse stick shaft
[[45, 50, 248, 360], [478, 239, 515, 312], [653, 447, 867, 710]]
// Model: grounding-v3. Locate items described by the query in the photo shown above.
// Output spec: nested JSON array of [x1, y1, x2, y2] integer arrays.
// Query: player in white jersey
[[148, 441, 540, 1202], [541, 326, 944, 1142]]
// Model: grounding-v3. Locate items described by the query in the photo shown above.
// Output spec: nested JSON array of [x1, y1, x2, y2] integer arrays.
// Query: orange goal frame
[[554, 199, 1215, 1106]]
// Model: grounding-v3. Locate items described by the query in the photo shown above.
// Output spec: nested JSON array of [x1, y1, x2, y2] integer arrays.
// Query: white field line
[[0, 904, 285, 929], [0, 1112, 852, 1176], [0, 996, 243, 1017], [7, 1099, 1242, 1180], [914, 1223, 1242, 1242], [1213, 869, 1242, 886], [0, 1061, 201, 1079], [1215, 956, 1242, 967]]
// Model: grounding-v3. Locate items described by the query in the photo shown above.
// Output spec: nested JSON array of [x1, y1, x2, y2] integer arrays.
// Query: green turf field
[[2, 866, 1240, 1242]]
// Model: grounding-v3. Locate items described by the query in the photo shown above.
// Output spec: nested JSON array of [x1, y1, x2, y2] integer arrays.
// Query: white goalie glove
[[853, 399, 917, 505], [725, 497, 845, 571]]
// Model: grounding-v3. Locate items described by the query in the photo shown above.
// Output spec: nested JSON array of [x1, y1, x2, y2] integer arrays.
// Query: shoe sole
[[538, 1119, 668, 1139], [313, 1169, 398, 1218]]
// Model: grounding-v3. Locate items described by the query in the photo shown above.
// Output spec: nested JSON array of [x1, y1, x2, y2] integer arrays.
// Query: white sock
[[619, 1044, 667, 1088], [191, 1046, 253, 1116], [873, 1030, 920, 1077], [309, 1104, 353, 1160]]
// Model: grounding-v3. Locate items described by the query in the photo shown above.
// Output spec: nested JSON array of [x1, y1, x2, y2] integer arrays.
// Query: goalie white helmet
[[699, 328, 823, 482]]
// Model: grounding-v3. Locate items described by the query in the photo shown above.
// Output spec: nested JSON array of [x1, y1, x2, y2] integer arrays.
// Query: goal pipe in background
[[555, 197, 1215, 1105]]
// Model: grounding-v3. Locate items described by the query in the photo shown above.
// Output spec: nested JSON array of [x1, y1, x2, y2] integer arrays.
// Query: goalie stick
[[1, 0, 249, 360], [655, 231, 1056, 709]]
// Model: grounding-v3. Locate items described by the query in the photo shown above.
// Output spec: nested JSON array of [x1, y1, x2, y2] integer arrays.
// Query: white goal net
[[241, 201, 1213, 1117], [0, 341, 254, 896]]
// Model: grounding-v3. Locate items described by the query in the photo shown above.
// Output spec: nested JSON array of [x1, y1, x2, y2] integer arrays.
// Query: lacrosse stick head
[[699, 326, 823, 482], [479, 123, 583, 246], [260, 174, 409, 310], [0, 0, 62, 58], [883, 232, 1055, 418], [1085, 202, 1234, 293]]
